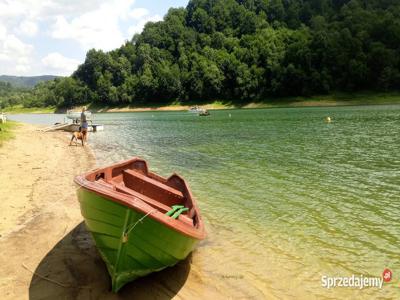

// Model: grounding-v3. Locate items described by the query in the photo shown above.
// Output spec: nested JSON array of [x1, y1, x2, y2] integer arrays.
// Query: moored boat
[[74, 157, 206, 292], [66, 110, 92, 120], [188, 106, 202, 113], [198, 109, 210, 116], [68, 123, 104, 132]]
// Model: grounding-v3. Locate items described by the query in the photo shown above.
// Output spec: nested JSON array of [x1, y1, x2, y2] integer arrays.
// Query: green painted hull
[[77, 188, 198, 292]]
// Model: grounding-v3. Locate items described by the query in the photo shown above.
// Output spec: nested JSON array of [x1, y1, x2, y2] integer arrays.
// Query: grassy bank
[[3, 91, 400, 114], [3, 105, 55, 114], [245, 91, 400, 108], [0, 121, 18, 145]]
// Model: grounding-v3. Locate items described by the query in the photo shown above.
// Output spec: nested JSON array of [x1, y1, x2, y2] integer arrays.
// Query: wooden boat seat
[[122, 169, 184, 206], [113, 182, 171, 213], [113, 181, 193, 226]]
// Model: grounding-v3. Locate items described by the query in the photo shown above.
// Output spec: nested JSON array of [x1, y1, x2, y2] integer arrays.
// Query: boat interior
[[85, 159, 198, 227]]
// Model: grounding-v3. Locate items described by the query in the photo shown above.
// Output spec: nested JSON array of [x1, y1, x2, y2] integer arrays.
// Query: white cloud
[[0, 1, 25, 19], [41, 52, 80, 76], [18, 20, 38, 37], [0, 0, 168, 75], [0, 23, 33, 74], [2, 35, 33, 57], [0, 24, 7, 40], [16, 64, 31, 73], [50, 0, 136, 51], [0, 0, 106, 21], [127, 14, 163, 36], [51, 15, 125, 51], [129, 8, 149, 19], [50, 1, 163, 51]]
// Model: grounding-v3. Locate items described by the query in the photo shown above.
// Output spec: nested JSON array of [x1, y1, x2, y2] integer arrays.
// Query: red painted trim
[[74, 157, 206, 240]]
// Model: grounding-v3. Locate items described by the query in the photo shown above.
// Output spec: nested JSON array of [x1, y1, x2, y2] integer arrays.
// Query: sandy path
[[0, 124, 94, 236]]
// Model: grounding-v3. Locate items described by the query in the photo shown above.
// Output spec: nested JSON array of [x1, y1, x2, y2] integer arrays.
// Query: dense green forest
[[3, 0, 400, 109]]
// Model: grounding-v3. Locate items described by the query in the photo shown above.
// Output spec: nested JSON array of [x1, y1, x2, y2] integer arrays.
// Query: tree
[[28, 0, 400, 107]]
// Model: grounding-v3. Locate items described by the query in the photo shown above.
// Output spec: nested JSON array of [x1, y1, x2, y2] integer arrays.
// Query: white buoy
[[325, 116, 331, 123], [229, 113, 232, 118]]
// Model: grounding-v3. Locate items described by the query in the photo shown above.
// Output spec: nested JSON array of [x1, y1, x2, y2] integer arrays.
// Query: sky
[[0, 0, 189, 77]]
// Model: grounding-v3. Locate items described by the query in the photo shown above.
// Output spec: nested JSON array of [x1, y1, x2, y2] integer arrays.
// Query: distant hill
[[0, 75, 60, 88]]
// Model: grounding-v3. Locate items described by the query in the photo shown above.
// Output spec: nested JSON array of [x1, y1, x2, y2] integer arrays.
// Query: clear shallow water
[[11, 105, 400, 298]]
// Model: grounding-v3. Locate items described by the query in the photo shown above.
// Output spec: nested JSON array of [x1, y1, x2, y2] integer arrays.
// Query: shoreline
[[4, 92, 400, 114], [0, 125, 225, 299], [92, 98, 400, 113]]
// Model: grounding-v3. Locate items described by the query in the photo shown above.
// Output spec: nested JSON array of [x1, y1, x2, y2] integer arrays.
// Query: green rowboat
[[74, 157, 206, 292]]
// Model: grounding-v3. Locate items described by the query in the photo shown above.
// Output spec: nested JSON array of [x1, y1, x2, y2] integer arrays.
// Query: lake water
[[10, 105, 400, 299]]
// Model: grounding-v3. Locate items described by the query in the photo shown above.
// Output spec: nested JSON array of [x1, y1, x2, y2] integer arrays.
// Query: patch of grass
[[0, 121, 18, 145], [3, 105, 55, 114]]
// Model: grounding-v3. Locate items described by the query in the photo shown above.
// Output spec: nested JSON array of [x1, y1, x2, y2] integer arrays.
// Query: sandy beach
[[0, 124, 96, 299], [0, 124, 232, 300]]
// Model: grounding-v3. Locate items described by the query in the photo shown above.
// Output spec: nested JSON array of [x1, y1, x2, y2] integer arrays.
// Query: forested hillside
[[14, 0, 400, 108], [0, 75, 59, 88]]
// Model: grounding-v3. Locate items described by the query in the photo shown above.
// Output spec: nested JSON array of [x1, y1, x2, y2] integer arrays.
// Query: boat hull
[[66, 111, 92, 120], [77, 188, 198, 292], [65, 124, 103, 132]]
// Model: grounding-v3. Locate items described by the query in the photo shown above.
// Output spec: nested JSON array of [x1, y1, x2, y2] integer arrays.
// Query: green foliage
[[0, 121, 18, 145], [19, 0, 400, 108], [0, 81, 32, 109]]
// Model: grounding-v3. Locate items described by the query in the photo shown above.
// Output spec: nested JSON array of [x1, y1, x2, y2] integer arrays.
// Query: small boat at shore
[[198, 109, 210, 116], [188, 106, 202, 113], [74, 157, 206, 292], [188, 106, 210, 116], [66, 110, 92, 120], [41, 109, 104, 132], [67, 123, 104, 132], [41, 122, 104, 132]]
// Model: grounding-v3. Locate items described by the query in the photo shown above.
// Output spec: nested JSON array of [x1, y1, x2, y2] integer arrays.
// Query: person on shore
[[81, 107, 88, 145]]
